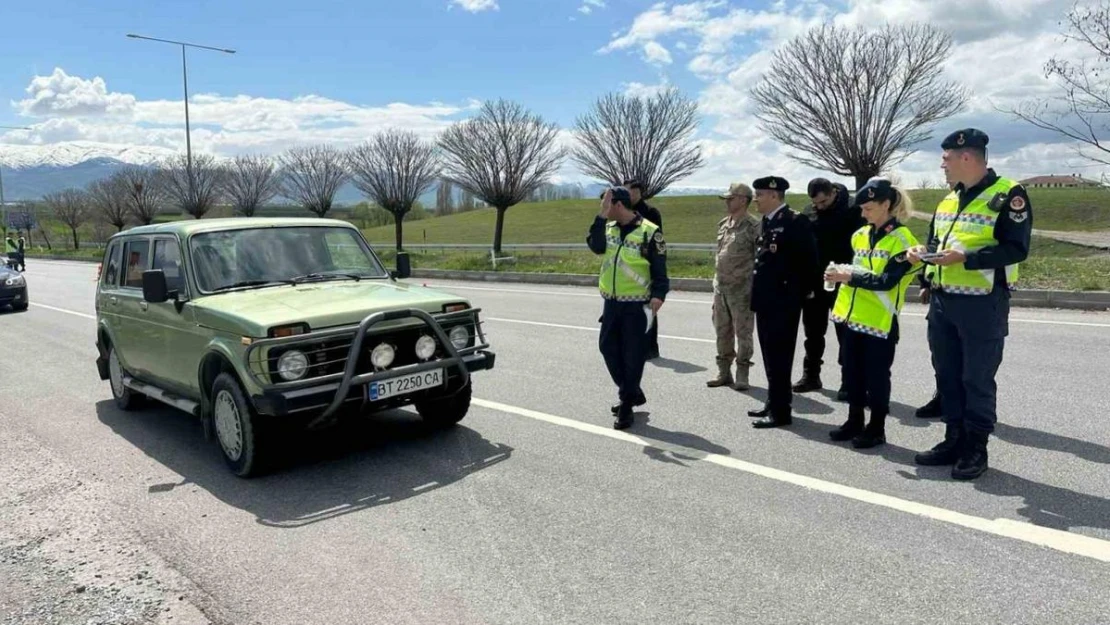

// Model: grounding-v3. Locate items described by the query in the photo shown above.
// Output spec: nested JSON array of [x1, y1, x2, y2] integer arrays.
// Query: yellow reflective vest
[[831, 224, 919, 339], [924, 177, 1021, 295], [598, 219, 658, 302]]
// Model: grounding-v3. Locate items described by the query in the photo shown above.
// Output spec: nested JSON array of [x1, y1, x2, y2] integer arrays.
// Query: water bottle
[[823, 261, 837, 292]]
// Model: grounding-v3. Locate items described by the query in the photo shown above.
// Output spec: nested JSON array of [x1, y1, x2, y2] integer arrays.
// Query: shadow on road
[[95, 400, 513, 529], [629, 413, 731, 467], [742, 386, 835, 416], [647, 357, 708, 374], [993, 423, 1110, 465], [812, 389, 931, 429]]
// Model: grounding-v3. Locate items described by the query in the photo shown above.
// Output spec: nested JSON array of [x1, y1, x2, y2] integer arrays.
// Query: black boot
[[613, 403, 634, 430], [915, 393, 943, 419], [914, 422, 964, 466], [611, 391, 646, 415], [952, 430, 989, 480], [852, 412, 887, 449], [792, 370, 822, 393], [829, 406, 865, 441]]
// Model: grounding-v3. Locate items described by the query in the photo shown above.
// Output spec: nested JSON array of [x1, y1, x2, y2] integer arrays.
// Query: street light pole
[[0, 125, 33, 235], [126, 34, 235, 204]]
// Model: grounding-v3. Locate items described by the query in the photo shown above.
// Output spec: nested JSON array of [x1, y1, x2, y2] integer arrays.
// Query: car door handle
[[139, 301, 148, 311], [109, 296, 118, 305]]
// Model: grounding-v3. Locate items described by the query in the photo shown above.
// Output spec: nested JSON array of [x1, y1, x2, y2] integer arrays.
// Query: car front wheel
[[108, 346, 140, 411], [211, 372, 273, 478], [414, 379, 472, 428]]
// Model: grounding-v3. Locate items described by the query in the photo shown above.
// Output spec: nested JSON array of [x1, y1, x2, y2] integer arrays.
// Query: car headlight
[[277, 350, 308, 381], [371, 343, 395, 369], [414, 335, 436, 361], [449, 325, 470, 350], [4, 275, 24, 287]]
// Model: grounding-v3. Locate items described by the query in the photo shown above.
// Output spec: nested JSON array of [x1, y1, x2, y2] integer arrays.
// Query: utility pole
[[126, 34, 235, 204], [0, 125, 33, 235]]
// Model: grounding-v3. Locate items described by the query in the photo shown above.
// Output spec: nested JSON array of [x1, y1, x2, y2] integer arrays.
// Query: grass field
[[362, 187, 1110, 247]]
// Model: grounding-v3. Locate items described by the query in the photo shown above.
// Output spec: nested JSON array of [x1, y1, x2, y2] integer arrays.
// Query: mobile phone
[[917, 252, 945, 262]]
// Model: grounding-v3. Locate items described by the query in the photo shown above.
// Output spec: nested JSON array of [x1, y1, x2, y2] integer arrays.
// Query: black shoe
[[851, 413, 887, 449], [752, 413, 792, 428], [747, 404, 770, 418], [611, 392, 647, 415], [613, 403, 634, 430], [952, 430, 989, 480], [792, 373, 822, 393], [829, 407, 866, 441], [916, 394, 944, 419], [915, 423, 965, 466]]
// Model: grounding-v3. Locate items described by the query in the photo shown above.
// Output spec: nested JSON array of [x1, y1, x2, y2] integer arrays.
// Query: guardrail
[[385, 243, 716, 252]]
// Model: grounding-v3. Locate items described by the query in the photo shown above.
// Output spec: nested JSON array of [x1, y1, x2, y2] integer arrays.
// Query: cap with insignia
[[752, 176, 789, 192], [854, 176, 898, 206], [718, 182, 753, 199], [941, 128, 989, 151]]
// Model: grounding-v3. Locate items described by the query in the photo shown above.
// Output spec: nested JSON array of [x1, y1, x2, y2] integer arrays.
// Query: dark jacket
[[751, 206, 819, 312], [804, 183, 865, 277], [632, 200, 663, 232]]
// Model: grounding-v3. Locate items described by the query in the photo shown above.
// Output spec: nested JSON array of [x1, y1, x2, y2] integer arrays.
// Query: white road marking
[[472, 397, 1110, 564], [485, 317, 715, 343], [428, 283, 1110, 328], [29, 302, 96, 320]]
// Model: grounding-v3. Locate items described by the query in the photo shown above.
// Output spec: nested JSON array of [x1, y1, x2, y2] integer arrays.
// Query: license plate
[[367, 368, 444, 401]]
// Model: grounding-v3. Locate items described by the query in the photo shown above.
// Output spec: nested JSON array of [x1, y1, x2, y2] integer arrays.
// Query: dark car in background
[[0, 261, 28, 311]]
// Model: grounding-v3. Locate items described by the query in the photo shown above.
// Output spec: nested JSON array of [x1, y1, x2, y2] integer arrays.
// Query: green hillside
[[363, 187, 1110, 247]]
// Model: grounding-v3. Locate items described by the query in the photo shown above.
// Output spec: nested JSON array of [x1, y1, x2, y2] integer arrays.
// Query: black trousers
[[756, 303, 803, 416], [801, 289, 845, 378], [927, 290, 1008, 434], [840, 321, 898, 416], [599, 299, 650, 404]]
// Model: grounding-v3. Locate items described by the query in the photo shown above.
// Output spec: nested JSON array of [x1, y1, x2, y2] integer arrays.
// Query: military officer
[[747, 176, 819, 428], [908, 128, 1032, 480], [587, 187, 670, 430], [708, 182, 760, 391]]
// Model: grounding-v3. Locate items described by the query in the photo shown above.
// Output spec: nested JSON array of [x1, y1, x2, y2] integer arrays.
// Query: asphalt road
[[2, 260, 1109, 625]]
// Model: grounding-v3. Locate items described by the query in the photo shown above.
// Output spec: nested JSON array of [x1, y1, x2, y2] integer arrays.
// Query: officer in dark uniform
[[588, 187, 669, 430], [623, 179, 664, 360], [909, 128, 1032, 480], [747, 176, 819, 428]]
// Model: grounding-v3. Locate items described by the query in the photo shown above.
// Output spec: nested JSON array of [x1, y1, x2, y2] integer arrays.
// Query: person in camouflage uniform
[[708, 183, 761, 390]]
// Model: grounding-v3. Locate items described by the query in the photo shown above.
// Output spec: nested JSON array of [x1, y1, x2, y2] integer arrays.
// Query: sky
[[0, 0, 1106, 190]]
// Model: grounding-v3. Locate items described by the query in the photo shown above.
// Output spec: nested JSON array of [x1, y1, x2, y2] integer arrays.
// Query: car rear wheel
[[211, 372, 273, 478], [414, 379, 472, 428], [108, 346, 140, 411]]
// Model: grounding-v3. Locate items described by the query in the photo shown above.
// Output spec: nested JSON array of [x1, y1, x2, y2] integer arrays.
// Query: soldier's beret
[[752, 176, 789, 192], [941, 128, 989, 151], [855, 177, 897, 205]]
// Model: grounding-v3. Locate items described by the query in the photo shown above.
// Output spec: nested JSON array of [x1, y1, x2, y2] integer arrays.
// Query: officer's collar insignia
[[884, 224, 893, 233], [957, 132, 966, 146], [769, 243, 778, 253]]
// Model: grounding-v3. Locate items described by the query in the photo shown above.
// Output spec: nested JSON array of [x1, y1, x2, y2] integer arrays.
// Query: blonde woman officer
[[823, 178, 922, 448]]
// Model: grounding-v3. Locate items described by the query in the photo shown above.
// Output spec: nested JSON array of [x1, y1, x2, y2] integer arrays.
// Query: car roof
[[107, 217, 357, 240]]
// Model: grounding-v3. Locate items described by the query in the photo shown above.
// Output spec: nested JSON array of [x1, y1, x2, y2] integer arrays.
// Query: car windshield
[[189, 226, 388, 292]]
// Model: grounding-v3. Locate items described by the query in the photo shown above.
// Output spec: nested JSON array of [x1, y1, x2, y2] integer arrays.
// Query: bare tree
[[1007, 1, 1110, 166], [346, 130, 441, 251], [87, 176, 131, 232], [571, 88, 703, 198], [751, 23, 969, 189], [438, 99, 566, 254], [43, 188, 90, 250], [160, 153, 225, 219], [221, 154, 282, 217], [279, 145, 350, 218], [114, 166, 168, 225]]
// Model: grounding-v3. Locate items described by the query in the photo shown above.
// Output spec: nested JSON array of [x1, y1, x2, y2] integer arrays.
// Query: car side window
[[103, 241, 122, 287], [123, 239, 150, 289], [152, 239, 184, 294]]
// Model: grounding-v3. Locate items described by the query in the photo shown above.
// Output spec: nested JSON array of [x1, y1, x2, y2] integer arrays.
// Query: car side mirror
[[142, 269, 169, 304], [393, 252, 411, 280]]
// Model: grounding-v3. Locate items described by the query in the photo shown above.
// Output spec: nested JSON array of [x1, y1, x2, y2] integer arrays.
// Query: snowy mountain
[[0, 141, 178, 169]]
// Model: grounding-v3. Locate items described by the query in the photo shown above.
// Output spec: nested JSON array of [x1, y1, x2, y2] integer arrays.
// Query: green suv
[[94, 218, 495, 477]]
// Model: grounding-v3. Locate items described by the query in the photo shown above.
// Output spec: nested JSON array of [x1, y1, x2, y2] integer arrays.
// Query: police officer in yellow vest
[[587, 187, 669, 429], [4, 234, 17, 269], [824, 177, 922, 448], [907, 128, 1032, 480]]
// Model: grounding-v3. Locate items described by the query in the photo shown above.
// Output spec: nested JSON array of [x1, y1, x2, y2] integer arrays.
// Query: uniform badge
[[867, 188, 875, 199], [769, 243, 778, 253], [1010, 195, 1026, 211], [653, 231, 664, 241], [769, 179, 777, 189], [884, 224, 893, 233], [957, 132, 966, 146]]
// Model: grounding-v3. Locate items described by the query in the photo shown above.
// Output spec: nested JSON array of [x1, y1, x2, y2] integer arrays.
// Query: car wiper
[[210, 279, 294, 292], [290, 272, 365, 284]]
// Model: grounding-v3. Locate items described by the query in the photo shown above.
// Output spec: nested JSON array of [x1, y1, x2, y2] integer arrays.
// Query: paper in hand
[[643, 304, 654, 334]]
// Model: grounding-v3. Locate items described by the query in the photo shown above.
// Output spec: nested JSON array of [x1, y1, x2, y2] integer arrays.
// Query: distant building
[[1019, 174, 1103, 188]]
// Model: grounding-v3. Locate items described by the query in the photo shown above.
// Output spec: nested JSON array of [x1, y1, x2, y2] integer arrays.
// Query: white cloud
[[16, 67, 136, 117], [448, 0, 498, 12], [643, 41, 674, 65], [598, 0, 1110, 187], [579, 0, 606, 13]]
